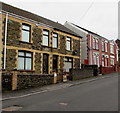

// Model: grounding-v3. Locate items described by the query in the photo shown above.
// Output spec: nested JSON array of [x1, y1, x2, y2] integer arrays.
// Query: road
[[2, 74, 118, 111]]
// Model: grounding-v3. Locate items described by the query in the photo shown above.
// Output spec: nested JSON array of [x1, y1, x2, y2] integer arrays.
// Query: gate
[[2, 74, 12, 90]]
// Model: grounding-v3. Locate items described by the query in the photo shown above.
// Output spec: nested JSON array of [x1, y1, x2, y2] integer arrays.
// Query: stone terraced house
[[0, 2, 82, 90]]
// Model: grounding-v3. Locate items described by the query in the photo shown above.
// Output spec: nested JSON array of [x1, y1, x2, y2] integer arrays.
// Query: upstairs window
[[96, 39, 99, 50], [66, 37, 71, 51], [22, 24, 31, 42], [105, 42, 108, 52], [18, 51, 33, 70], [43, 30, 49, 46], [110, 44, 114, 54], [93, 38, 95, 49], [52, 33, 58, 48], [102, 41, 105, 51]]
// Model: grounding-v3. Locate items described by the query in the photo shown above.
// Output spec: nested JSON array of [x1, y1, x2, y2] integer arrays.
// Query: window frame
[[96, 39, 99, 50], [43, 30, 49, 46], [93, 38, 95, 49], [110, 44, 114, 54], [18, 51, 33, 70], [110, 58, 114, 65], [102, 41, 105, 51], [52, 33, 58, 48], [105, 42, 108, 52], [66, 37, 71, 51], [64, 57, 73, 72], [22, 23, 31, 43]]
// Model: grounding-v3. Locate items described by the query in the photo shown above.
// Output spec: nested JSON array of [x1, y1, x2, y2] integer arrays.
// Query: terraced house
[[0, 3, 82, 90]]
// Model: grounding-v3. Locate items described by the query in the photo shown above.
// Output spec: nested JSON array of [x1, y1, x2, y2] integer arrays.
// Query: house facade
[[64, 21, 117, 68], [1, 3, 82, 78]]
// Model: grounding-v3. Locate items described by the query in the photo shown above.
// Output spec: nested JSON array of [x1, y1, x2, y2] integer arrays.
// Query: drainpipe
[[89, 34, 92, 65], [3, 13, 8, 70]]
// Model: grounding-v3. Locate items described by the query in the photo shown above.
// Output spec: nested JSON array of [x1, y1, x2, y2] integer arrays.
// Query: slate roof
[[72, 23, 109, 41], [1, 2, 82, 38]]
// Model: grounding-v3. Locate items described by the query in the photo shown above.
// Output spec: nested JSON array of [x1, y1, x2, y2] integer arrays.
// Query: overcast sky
[[1, 0, 119, 40]]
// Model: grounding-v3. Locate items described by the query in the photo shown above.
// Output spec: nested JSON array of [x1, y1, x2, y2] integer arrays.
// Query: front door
[[43, 54, 49, 74]]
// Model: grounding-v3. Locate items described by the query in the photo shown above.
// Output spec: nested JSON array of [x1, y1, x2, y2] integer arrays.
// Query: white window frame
[[93, 38, 95, 49], [66, 37, 71, 51], [22, 24, 31, 42], [52, 33, 58, 48], [43, 30, 49, 46]]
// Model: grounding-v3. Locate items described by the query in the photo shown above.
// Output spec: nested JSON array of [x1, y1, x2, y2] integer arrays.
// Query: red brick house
[[64, 22, 118, 69]]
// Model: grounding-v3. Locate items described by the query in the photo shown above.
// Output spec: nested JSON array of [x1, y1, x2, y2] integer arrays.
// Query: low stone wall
[[70, 68, 96, 80], [2, 71, 54, 90], [17, 74, 54, 90]]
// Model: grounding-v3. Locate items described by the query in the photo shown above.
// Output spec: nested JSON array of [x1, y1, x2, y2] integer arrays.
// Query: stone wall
[[73, 39, 80, 56], [17, 74, 54, 90], [32, 27, 42, 50], [5, 49, 17, 72], [74, 58, 80, 69], [34, 53, 42, 74], [59, 35, 66, 54], [70, 68, 95, 80]]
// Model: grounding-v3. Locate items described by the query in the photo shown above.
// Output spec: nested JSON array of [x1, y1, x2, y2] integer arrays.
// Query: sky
[[0, 0, 119, 40]]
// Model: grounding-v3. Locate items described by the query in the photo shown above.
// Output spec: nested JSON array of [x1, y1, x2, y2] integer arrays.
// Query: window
[[105, 43, 108, 52], [110, 44, 114, 54], [64, 57, 72, 72], [52, 33, 58, 48], [93, 55, 99, 66], [110, 58, 114, 65], [102, 41, 105, 51], [18, 51, 32, 70], [43, 30, 49, 46], [66, 37, 71, 51], [96, 39, 99, 50], [53, 55, 58, 72], [102, 56, 105, 66], [43, 54, 49, 74], [22, 24, 31, 42], [94, 55, 97, 65], [93, 38, 95, 49]]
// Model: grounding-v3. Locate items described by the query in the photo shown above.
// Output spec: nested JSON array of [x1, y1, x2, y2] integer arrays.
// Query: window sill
[[17, 70, 35, 72], [42, 45, 51, 48], [66, 50, 72, 52], [19, 41, 32, 44]]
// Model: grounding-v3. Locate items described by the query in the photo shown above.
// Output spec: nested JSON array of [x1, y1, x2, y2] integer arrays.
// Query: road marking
[[2, 105, 22, 111], [2, 90, 48, 101], [59, 102, 68, 106]]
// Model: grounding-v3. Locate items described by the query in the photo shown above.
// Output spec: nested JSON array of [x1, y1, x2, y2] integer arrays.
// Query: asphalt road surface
[[2, 74, 118, 111]]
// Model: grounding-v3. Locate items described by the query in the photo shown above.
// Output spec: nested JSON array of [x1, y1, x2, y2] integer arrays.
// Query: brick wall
[[100, 66, 116, 75]]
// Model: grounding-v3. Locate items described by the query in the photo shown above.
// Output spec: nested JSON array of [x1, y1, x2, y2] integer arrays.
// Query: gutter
[[3, 12, 8, 70]]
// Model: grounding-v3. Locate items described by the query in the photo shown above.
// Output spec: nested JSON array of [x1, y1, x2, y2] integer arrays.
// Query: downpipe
[[3, 13, 8, 70]]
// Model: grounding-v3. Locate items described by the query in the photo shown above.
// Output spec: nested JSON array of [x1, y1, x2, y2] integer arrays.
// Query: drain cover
[[2, 105, 22, 111]]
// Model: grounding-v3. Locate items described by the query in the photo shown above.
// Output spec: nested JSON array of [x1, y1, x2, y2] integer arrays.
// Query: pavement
[[2, 72, 118, 101]]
